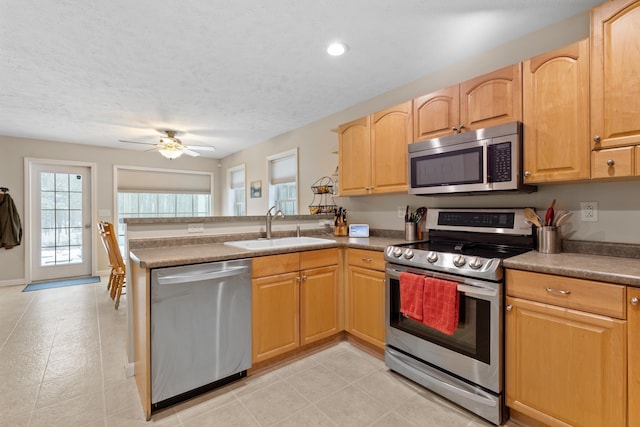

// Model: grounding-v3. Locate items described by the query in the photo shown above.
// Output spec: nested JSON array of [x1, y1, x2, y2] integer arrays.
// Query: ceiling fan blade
[[183, 149, 200, 157], [119, 139, 158, 146], [185, 145, 215, 151]]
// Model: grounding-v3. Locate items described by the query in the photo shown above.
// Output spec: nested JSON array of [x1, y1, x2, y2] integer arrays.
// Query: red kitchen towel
[[399, 272, 425, 321], [422, 277, 459, 335]]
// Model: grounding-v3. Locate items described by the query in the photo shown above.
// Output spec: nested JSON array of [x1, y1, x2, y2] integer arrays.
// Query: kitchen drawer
[[252, 253, 300, 278], [591, 146, 634, 179], [347, 248, 385, 271], [506, 269, 626, 319], [300, 248, 338, 270]]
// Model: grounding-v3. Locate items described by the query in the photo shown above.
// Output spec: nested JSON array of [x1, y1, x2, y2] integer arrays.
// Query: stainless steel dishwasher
[[150, 258, 252, 411]]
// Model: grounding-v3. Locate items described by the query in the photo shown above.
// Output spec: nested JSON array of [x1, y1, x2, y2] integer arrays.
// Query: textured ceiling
[[0, 0, 601, 159]]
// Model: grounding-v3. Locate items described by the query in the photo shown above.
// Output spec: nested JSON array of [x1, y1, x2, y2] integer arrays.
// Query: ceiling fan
[[119, 130, 215, 160]]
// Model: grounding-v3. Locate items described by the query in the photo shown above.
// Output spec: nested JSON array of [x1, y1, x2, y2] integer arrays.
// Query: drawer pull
[[631, 297, 639, 306], [607, 159, 615, 167], [361, 258, 373, 263], [545, 287, 571, 296]]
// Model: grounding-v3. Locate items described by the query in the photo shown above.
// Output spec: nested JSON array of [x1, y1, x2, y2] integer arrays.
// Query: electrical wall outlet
[[580, 202, 598, 222], [397, 206, 406, 219]]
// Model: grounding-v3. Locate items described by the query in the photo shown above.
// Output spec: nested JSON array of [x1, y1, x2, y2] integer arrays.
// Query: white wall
[[219, 12, 640, 246], [0, 136, 218, 284]]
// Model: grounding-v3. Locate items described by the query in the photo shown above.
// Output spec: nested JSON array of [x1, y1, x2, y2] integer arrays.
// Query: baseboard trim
[[0, 278, 25, 287]]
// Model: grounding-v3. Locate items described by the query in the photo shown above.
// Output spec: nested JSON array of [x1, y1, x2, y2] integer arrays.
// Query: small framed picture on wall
[[250, 180, 262, 198]]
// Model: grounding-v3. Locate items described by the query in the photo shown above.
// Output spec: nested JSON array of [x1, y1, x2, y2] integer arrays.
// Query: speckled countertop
[[504, 251, 640, 287], [130, 233, 640, 287], [129, 235, 404, 269]]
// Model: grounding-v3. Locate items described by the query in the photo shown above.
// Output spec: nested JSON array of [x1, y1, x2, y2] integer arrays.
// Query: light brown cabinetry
[[252, 249, 338, 363], [628, 287, 640, 427], [413, 64, 522, 142], [338, 101, 412, 196], [346, 249, 385, 349], [522, 39, 591, 183], [591, 0, 640, 180], [505, 269, 627, 427]]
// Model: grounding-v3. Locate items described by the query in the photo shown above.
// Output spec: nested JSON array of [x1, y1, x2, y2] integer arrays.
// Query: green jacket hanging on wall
[[0, 191, 22, 249]]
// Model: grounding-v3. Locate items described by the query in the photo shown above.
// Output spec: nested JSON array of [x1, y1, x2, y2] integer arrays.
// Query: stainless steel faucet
[[265, 206, 284, 239]]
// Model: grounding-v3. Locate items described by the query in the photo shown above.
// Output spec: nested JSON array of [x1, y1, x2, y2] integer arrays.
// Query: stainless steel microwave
[[408, 122, 536, 195]]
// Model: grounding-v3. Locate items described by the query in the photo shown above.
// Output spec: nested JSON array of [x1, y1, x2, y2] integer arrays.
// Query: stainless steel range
[[384, 208, 534, 425]]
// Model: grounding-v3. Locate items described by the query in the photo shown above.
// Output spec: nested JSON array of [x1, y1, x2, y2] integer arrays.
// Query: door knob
[[607, 159, 615, 167], [631, 297, 639, 306]]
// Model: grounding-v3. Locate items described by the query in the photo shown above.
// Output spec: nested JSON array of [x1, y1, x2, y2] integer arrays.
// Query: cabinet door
[[629, 288, 640, 427], [413, 86, 460, 141], [591, 0, 640, 150], [460, 64, 522, 131], [300, 265, 338, 345], [523, 39, 590, 183], [347, 265, 385, 349], [506, 296, 626, 427], [636, 146, 640, 176], [370, 101, 412, 194], [252, 272, 300, 363], [338, 116, 371, 195]]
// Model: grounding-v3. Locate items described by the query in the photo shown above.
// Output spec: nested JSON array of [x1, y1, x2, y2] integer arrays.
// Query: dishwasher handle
[[156, 265, 249, 285]]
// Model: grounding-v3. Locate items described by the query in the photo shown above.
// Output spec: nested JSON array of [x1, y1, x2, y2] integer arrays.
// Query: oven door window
[[410, 146, 483, 188], [389, 277, 491, 364]]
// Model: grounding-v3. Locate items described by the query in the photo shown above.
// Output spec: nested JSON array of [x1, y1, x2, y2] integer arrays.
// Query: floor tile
[[284, 363, 349, 403], [274, 404, 338, 427], [315, 385, 389, 427], [240, 380, 310, 426], [182, 400, 259, 427]]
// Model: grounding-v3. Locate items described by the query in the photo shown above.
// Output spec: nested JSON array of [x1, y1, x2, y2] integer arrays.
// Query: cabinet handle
[[506, 304, 513, 311], [459, 124, 466, 130], [593, 135, 601, 143], [361, 258, 373, 263], [296, 276, 301, 282], [524, 171, 531, 177], [607, 159, 615, 167], [451, 126, 458, 132], [631, 297, 639, 306], [545, 287, 571, 296], [301, 275, 307, 281]]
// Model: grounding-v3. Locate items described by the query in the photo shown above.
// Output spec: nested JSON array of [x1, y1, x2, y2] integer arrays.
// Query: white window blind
[[269, 154, 297, 185], [229, 167, 245, 189], [117, 169, 211, 193]]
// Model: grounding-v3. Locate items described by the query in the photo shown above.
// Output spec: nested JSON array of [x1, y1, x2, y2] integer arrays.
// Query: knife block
[[334, 218, 348, 236]]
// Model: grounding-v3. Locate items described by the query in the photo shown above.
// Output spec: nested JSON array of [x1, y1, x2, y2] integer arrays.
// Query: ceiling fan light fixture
[[159, 147, 184, 160]]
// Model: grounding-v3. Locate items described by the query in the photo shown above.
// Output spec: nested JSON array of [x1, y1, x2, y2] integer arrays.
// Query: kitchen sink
[[224, 236, 335, 251]]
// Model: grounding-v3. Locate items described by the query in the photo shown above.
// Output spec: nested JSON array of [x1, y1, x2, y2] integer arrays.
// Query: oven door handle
[[457, 284, 497, 298]]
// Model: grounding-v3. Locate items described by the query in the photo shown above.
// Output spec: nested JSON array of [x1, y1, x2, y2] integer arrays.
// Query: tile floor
[[0, 278, 521, 426]]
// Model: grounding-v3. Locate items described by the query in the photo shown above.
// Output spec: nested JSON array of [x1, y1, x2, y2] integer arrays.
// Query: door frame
[[24, 158, 98, 285]]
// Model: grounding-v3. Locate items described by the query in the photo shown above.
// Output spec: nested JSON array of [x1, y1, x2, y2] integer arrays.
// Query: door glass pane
[[41, 172, 84, 266]]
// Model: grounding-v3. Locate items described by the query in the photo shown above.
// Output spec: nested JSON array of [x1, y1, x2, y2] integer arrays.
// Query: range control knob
[[403, 249, 414, 260], [392, 247, 403, 258], [426, 251, 438, 264], [453, 255, 466, 267], [469, 257, 483, 270]]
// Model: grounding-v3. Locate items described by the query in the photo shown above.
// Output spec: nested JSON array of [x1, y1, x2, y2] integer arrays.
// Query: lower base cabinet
[[252, 249, 339, 363], [346, 249, 386, 349], [505, 269, 626, 427], [629, 288, 640, 427]]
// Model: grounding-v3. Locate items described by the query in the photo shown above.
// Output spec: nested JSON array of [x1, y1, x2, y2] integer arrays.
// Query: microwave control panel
[[487, 141, 512, 182]]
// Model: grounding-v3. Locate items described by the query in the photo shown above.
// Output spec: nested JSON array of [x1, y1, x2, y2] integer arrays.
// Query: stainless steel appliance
[[408, 122, 536, 195], [385, 208, 534, 425], [150, 258, 252, 411]]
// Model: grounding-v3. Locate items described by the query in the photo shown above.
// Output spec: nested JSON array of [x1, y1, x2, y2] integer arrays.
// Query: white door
[[30, 163, 92, 282]]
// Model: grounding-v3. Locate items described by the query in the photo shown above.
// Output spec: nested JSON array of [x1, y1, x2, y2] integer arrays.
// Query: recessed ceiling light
[[327, 42, 348, 56]]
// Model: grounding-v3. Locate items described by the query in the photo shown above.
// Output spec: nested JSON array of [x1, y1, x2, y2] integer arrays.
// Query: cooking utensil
[[554, 211, 572, 227], [523, 208, 542, 227], [545, 199, 556, 226]]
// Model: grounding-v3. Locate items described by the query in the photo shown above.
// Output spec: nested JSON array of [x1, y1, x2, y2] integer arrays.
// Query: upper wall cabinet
[[591, 0, 640, 151], [338, 101, 412, 196], [413, 64, 522, 142], [522, 39, 591, 183], [591, 0, 640, 179]]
